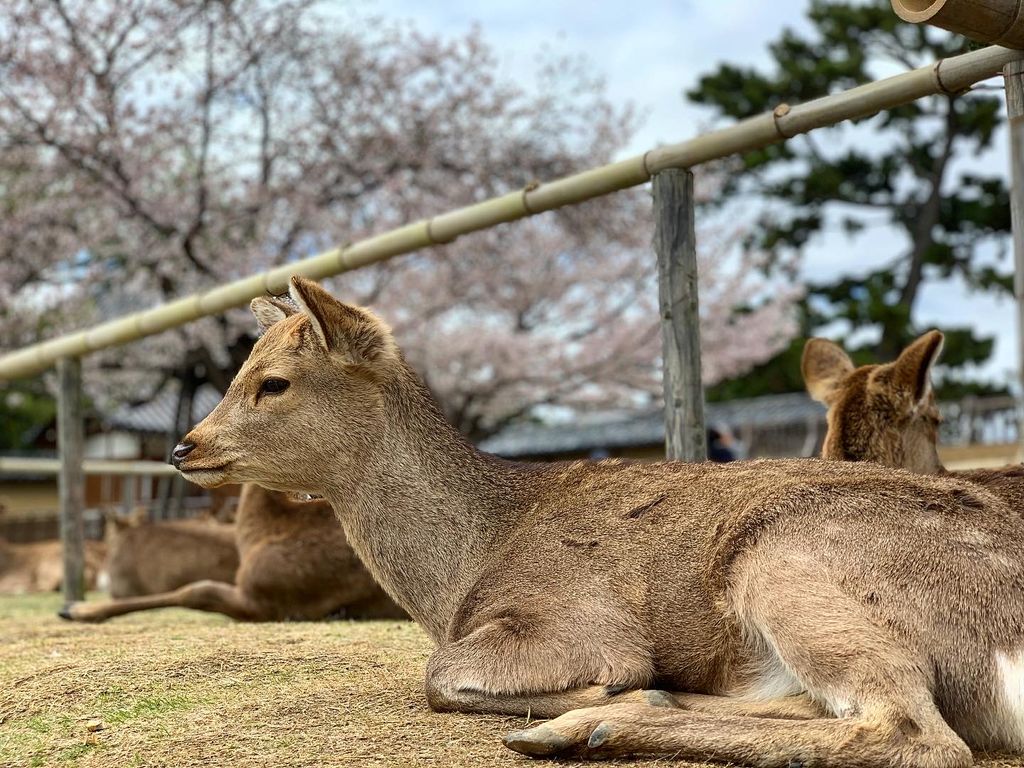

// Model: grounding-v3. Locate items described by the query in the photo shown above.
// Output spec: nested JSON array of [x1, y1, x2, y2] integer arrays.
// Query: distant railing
[[0, 457, 177, 476], [940, 395, 1021, 447]]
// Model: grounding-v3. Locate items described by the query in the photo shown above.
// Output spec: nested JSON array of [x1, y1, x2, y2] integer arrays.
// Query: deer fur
[[0, 537, 105, 595], [62, 483, 404, 622], [167, 275, 1024, 766], [801, 331, 1024, 508], [103, 510, 239, 598]]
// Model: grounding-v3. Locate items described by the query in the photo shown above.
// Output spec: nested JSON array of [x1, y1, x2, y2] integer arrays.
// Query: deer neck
[[322, 366, 531, 642]]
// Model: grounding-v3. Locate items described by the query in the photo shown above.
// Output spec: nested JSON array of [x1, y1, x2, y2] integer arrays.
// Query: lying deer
[[801, 330, 1024, 505], [0, 537, 105, 594], [63, 483, 404, 621], [104, 509, 239, 598], [165, 274, 1024, 766]]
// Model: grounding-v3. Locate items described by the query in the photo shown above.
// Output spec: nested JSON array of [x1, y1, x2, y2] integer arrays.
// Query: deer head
[[171, 276, 400, 493], [801, 331, 945, 474]]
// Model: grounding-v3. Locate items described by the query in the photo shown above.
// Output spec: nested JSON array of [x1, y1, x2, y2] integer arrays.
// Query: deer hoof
[[587, 723, 613, 748], [503, 726, 573, 757], [642, 689, 680, 708], [58, 603, 103, 623]]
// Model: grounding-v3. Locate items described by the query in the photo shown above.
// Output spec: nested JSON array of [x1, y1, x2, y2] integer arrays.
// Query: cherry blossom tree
[[0, 0, 799, 440]]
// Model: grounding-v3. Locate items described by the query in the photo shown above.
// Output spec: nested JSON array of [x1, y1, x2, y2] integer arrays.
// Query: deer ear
[[105, 509, 128, 532], [128, 507, 148, 527], [288, 275, 396, 364], [250, 297, 296, 333], [108, 507, 145, 531], [892, 330, 944, 404], [802, 338, 854, 404]]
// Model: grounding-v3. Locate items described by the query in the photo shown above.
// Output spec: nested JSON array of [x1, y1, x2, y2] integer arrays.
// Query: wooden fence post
[[56, 356, 86, 604], [653, 168, 707, 462], [1005, 61, 1024, 460]]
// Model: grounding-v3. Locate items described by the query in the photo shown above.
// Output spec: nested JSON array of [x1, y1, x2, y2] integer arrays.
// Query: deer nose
[[170, 442, 195, 467]]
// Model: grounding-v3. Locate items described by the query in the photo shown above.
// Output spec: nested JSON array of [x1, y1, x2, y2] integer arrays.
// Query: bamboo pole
[[654, 169, 707, 462], [1005, 59, 1024, 461], [0, 457, 180, 476], [0, 45, 1021, 382], [891, 0, 1024, 50], [56, 358, 85, 604]]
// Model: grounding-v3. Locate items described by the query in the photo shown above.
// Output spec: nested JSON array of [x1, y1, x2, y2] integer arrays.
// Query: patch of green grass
[[0, 591, 64, 620], [57, 743, 98, 763], [95, 687, 128, 702], [1, 713, 79, 765], [25, 716, 52, 734], [105, 694, 193, 725]]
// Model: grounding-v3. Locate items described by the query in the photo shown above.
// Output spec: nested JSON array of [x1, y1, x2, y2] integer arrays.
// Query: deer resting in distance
[[802, 330, 1024, 507], [0, 538, 105, 595], [104, 510, 240, 598], [169, 275, 1024, 766], [62, 483, 404, 621]]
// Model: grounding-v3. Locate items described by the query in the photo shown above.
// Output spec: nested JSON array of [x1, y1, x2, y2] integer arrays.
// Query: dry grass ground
[[2, 594, 1022, 768]]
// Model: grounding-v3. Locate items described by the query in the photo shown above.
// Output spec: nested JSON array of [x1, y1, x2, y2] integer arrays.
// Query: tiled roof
[[103, 384, 223, 434], [479, 393, 824, 458]]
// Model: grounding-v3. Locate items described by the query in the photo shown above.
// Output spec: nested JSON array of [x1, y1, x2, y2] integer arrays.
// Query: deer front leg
[[425, 616, 825, 721], [504, 702, 971, 767], [425, 617, 659, 719], [505, 545, 973, 767], [671, 692, 825, 720], [60, 580, 262, 622]]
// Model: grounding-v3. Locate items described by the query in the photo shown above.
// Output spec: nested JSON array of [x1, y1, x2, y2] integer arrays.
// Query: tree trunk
[[876, 97, 958, 360]]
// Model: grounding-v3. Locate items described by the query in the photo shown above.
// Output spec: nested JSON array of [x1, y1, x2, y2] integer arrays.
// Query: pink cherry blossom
[[0, 1, 799, 438]]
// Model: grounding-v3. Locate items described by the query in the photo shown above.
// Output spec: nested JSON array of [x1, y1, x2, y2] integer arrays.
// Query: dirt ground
[[2, 594, 1022, 768]]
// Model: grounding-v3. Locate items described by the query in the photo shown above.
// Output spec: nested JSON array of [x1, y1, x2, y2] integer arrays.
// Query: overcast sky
[[366, 0, 1019, 388]]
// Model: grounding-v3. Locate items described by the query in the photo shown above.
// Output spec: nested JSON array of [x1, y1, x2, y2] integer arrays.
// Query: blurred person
[[706, 425, 737, 462]]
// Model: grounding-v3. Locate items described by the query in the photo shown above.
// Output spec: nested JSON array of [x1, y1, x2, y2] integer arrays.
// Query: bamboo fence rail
[[0, 44, 1020, 382], [891, 0, 1024, 49], [0, 457, 179, 476]]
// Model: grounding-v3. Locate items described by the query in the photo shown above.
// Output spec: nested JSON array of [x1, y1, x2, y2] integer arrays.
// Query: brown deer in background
[[103, 509, 239, 598], [63, 483, 404, 622], [167, 275, 1024, 766], [0, 538, 105, 595], [802, 331, 1024, 506]]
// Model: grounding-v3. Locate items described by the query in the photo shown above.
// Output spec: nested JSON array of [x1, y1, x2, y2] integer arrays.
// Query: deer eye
[[259, 377, 290, 396]]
